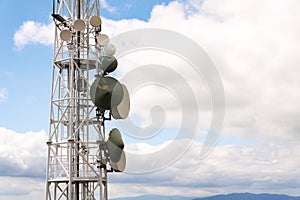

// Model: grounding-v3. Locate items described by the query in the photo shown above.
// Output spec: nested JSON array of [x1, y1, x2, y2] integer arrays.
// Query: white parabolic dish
[[112, 84, 130, 119]]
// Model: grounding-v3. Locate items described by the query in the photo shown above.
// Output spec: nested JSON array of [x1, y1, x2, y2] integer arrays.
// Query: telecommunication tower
[[45, 0, 130, 199]]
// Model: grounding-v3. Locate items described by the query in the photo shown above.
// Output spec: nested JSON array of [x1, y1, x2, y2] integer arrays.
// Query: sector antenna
[[45, 1, 130, 199]]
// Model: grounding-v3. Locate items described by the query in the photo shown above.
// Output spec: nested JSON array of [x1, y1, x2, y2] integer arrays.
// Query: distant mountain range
[[112, 193, 300, 200], [194, 193, 300, 200]]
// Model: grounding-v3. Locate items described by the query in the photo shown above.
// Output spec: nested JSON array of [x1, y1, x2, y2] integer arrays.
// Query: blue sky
[[1, 0, 300, 199], [0, 0, 52, 132], [100, 0, 175, 20]]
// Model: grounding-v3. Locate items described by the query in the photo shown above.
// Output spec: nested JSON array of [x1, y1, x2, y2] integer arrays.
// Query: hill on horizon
[[112, 193, 300, 200], [194, 193, 300, 200]]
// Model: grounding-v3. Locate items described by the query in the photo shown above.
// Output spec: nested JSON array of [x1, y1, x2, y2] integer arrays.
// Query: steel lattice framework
[[45, 0, 110, 199]]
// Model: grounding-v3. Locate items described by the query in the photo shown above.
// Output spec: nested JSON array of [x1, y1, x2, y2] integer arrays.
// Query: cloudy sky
[[1, 0, 300, 199]]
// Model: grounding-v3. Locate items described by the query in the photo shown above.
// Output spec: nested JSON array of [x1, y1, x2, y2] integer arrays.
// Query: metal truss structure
[[45, 0, 110, 199]]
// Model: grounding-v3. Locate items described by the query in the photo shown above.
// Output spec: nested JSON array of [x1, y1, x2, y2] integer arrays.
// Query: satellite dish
[[107, 128, 124, 163], [110, 150, 126, 172], [104, 43, 116, 56], [73, 19, 86, 31], [96, 34, 109, 46], [111, 84, 130, 119], [99, 56, 118, 74], [90, 16, 102, 27], [60, 29, 72, 41], [90, 76, 124, 110]]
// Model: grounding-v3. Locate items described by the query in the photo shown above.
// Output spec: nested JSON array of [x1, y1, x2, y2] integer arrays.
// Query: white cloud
[[108, 140, 300, 198], [1, 128, 299, 199], [102, 0, 300, 141], [13, 21, 54, 50], [0, 127, 47, 178], [0, 129, 46, 200], [0, 88, 8, 102], [0, 176, 44, 200], [100, 0, 117, 13]]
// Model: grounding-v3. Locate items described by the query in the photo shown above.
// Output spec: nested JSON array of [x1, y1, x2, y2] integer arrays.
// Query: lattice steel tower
[[45, 0, 129, 199]]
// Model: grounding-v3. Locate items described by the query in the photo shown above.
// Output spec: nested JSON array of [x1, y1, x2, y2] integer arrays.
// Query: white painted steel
[[45, 0, 110, 200]]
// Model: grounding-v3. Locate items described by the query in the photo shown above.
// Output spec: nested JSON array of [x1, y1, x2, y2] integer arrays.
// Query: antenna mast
[[45, 0, 129, 199]]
